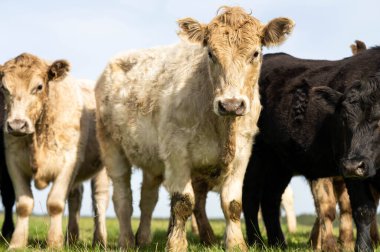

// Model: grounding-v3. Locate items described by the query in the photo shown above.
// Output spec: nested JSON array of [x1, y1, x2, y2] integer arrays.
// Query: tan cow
[[0, 53, 109, 249], [95, 6, 294, 251]]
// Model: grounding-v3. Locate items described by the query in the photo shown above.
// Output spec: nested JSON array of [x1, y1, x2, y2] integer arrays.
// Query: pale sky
[[0, 0, 379, 218]]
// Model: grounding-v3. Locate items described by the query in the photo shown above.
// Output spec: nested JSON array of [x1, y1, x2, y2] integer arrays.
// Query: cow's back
[[95, 42, 210, 173]]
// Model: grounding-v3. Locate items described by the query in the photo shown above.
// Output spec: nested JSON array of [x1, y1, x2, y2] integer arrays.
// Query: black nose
[[342, 159, 367, 178], [7, 119, 29, 136], [218, 98, 246, 116]]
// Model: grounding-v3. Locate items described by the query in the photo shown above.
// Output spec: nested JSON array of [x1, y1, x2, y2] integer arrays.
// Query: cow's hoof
[[322, 235, 338, 252], [9, 235, 27, 250], [119, 233, 135, 249], [47, 233, 64, 248], [92, 232, 107, 248], [136, 228, 152, 247], [166, 237, 188, 252], [226, 240, 248, 252]]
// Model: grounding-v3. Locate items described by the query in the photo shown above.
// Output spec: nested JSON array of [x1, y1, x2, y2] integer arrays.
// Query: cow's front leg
[[221, 161, 249, 251], [8, 171, 33, 249], [164, 154, 194, 252], [345, 179, 376, 252], [46, 159, 77, 248]]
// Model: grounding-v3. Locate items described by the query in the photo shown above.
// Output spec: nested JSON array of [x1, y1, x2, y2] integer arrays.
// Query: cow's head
[[0, 53, 70, 136], [178, 6, 294, 116], [339, 75, 380, 178]]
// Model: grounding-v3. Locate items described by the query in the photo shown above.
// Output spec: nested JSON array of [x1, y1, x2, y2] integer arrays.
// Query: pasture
[[0, 213, 375, 251]]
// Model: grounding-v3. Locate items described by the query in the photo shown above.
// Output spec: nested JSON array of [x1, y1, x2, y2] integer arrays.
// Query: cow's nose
[[7, 119, 29, 136], [218, 98, 246, 116], [342, 159, 367, 177]]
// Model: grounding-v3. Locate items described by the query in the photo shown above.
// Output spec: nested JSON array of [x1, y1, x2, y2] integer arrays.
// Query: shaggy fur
[[95, 6, 294, 251], [242, 46, 380, 252], [0, 53, 109, 249]]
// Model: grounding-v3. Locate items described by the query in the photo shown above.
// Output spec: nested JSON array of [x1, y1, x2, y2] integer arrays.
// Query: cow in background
[[0, 54, 109, 249], [0, 91, 15, 239], [95, 6, 294, 251]]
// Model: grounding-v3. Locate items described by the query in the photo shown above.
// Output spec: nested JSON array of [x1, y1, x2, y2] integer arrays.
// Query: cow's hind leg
[[91, 168, 109, 247], [192, 178, 216, 246], [309, 178, 338, 252], [136, 172, 162, 246], [333, 177, 354, 251], [101, 139, 134, 249], [66, 184, 83, 245]]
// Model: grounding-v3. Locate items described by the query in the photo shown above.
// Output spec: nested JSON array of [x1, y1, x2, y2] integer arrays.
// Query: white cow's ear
[[177, 17, 206, 44], [48, 60, 70, 81], [262, 17, 295, 47]]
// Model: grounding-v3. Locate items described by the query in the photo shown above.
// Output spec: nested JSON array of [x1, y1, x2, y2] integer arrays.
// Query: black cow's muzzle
[[341, 158, 374, 178]]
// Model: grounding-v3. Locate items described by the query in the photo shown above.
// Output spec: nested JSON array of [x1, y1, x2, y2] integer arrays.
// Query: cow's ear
[[311, 86, 343, 113], [262, 17, 295, 47], [177, 18, 206, 44], [48, 60, 70, 82], [350, 40, 367, 55]]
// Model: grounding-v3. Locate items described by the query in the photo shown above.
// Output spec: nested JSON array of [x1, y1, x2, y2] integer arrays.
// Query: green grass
[[0, 214, 376, 251]]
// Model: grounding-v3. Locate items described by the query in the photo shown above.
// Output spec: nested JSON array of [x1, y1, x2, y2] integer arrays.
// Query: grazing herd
[[0, 5, 379, 252]]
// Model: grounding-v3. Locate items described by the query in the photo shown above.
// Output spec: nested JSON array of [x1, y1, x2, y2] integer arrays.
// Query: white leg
[[91, 168, 110, 247], [281, 186, 297, 233], [66, 184, 83, 244], [8, 172, 33, 249], [136, 172, 162, 246], [163, 150, 194, 252]]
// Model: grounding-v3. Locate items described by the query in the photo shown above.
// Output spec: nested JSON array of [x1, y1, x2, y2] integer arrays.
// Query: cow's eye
[[208, 50, 215, 63], [37, 84, 43, 91], [250, 51, 260, 63], [32, 83, 43, 94]]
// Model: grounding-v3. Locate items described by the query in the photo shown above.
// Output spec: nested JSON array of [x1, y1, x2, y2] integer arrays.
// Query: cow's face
[[178, 6, 294, 116], [340, 76, 380, 178], [0, 53, 69, 136]]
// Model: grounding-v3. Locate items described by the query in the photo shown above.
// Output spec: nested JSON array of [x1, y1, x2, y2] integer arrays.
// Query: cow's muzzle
[[341, 158, 373, 178], [218, 98, 246, 116], [6, 119, 31, 137]]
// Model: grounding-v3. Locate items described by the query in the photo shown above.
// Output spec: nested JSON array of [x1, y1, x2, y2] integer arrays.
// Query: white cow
[[96, 6, 294, 251]]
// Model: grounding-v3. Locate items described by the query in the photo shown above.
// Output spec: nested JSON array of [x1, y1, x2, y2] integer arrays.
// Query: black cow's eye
[[37, 84, 43, 91], [253, 51, 259, 58]]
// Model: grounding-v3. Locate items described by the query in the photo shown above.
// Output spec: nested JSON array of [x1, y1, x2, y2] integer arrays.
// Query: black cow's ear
[[48, 60, 70, 81], [311, 86, 343, 113]]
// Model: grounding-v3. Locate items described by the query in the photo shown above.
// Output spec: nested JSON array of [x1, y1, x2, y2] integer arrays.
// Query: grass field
[[0, 214, 375, 251]]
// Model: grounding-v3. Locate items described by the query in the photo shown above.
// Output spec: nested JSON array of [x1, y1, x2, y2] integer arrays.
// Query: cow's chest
[[189, 130, 220, 169]]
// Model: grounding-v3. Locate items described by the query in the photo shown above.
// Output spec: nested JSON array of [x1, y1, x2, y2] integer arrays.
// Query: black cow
[[243, 46, 380, 251], [0, 93, 15, 240]]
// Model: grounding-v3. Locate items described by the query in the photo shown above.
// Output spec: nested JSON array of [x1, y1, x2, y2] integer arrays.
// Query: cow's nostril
[[357, 161, 365, 169], [7, 122, 13, 133], [218, 101, 227, 113]]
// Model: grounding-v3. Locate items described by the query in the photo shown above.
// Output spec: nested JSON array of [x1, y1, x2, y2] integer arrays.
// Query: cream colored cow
[[96, 6, 294, 251], [0, 53, 109, 249]]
